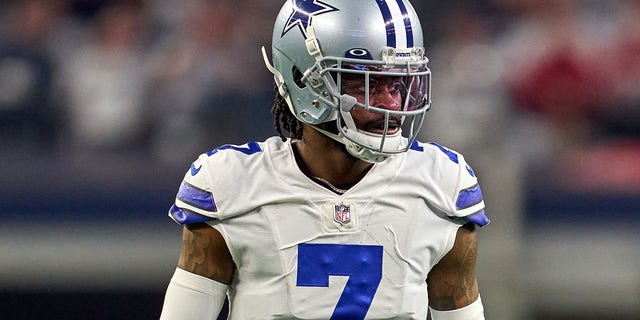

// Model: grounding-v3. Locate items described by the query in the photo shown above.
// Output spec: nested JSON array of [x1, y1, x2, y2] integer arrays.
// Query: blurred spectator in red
[[499, 0, 605, 150], [558, 0, 640, 193], [497, 0, 640, 193], [596, 0, 640, 140]]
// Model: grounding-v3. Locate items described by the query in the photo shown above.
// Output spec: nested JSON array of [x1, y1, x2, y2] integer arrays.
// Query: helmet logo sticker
[[281, 0, 339, 39]]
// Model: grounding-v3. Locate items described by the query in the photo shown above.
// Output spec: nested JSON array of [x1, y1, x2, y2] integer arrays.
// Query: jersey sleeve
[[168, 153, 219, 225], [451, 155, 489, 227], [427, 142, 490, 227]]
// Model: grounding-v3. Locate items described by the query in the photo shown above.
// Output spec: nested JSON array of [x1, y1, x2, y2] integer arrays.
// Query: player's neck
[[293, 127, 373, 190]]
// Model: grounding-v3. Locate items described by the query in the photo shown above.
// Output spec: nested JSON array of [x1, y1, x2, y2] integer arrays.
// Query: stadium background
[[1, 0, 638, 319]]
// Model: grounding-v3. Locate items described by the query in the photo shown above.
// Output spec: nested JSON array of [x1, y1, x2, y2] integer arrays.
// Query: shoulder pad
[[168, 153, 218, 224], [167, 141, 267, 225], [428, 142, 490, 227]]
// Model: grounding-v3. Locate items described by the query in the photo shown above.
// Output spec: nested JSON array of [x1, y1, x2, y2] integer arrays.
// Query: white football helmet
[[263, 0, 431, 162]]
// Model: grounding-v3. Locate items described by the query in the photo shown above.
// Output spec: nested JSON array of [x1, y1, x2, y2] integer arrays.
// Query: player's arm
[[160, 223, 235, 320], [426, 222, 485, 320], [177, 223, 235, 283]]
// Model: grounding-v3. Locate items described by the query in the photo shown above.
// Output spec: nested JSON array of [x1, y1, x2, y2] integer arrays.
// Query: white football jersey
[[169, 137, 488, 320]]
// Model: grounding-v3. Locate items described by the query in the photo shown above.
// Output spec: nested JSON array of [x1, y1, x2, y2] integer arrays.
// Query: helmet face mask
[[265, 0, 432, 162]]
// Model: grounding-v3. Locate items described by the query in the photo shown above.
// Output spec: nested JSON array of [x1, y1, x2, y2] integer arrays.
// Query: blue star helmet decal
[[281, 0, 339, 39]]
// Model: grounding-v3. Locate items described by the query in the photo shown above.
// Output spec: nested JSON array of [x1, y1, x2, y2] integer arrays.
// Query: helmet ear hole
[[292, 67, 306, 89]]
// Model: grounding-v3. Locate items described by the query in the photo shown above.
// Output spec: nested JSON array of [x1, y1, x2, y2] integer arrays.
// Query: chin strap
[[309, 124, 393, 163], [309, 124, 344, 146], [305, 26, 323, 61], [262, 46, 296, 117]]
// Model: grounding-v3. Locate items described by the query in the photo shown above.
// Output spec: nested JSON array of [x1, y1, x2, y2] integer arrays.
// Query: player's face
[[341, 74, 404, 134]]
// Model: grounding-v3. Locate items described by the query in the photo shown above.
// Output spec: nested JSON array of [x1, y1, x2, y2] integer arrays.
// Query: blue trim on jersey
[[395, 0, 413, 47], [429, 142, 459, 164], [176, 181, 217, 212], [409, 139, 424, 151], [206, 141, 262, 157], [375, 0, 396, 47], [466, 164, 476, 177], [190, 162, 202, 176], [456, 184, 483, 210], [169, 204, 215, 225], [466, 209, 490, 227]]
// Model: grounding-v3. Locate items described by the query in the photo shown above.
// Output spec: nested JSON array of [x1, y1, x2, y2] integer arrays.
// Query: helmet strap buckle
[[305, 26, 323, 61]]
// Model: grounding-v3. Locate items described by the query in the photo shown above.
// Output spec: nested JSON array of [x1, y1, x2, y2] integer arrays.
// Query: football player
[[160, 0, 488, 319]]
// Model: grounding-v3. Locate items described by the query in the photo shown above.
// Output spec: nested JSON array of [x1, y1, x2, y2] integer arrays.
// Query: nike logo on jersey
[[466, 164, 476, 177], [190, 163, 202, 176]]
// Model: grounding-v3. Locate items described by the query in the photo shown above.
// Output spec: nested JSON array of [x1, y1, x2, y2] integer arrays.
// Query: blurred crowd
[[2, 2, 638, 319], [0, 0, 277, 165], [1, 0, 639, 191], [419, 0, 640, 194]]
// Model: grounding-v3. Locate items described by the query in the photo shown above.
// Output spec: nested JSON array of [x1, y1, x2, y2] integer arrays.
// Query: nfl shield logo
[[334, 203, 351, 225]]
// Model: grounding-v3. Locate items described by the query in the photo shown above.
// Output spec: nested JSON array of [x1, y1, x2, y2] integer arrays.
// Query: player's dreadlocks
[[272, 83, 303, 141]]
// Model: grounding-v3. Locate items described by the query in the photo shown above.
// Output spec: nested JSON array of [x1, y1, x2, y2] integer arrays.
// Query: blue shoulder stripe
[[176, 181, 217, 212], [456, 184, 483, 210], [466, 209, 490, 227], [169, 204, 216, 225], [429, 142, 459, 164]]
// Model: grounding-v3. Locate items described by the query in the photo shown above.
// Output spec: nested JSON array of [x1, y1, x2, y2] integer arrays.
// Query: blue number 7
[[297, 243, 383, 320]]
